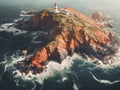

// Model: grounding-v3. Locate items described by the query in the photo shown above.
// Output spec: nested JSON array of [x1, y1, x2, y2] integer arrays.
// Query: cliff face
[[15, 7, 120, 74]]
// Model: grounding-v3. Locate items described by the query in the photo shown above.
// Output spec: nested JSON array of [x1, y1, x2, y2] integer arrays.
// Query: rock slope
[[15, 7, 120, 74]]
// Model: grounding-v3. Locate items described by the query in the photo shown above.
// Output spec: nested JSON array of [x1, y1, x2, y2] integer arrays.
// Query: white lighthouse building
[[54, 2, 59, 13]]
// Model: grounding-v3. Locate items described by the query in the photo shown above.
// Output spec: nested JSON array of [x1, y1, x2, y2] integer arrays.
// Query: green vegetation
[[39, 8, 106, 43]]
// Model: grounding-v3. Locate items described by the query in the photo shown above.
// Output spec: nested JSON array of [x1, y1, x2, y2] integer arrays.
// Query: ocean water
[[0, 0, 120, 90]]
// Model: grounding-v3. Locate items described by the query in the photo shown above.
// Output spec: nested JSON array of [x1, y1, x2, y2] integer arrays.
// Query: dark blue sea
[[0, 0, 120, 90]]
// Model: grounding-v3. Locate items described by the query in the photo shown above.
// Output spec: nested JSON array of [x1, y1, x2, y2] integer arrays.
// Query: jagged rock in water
[[92, 11, 105, 22], [91, 11, 113, 28], [15, 7, 120, 74]]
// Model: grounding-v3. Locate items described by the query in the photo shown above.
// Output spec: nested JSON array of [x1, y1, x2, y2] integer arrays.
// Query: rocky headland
[[14, 7, 120, 74]]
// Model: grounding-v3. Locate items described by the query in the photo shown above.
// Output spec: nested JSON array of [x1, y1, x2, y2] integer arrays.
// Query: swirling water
[[0, 0, 120, 90]]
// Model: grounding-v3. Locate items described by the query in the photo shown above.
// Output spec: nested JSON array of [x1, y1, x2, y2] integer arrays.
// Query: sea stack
[[92, 11, 113, 28]]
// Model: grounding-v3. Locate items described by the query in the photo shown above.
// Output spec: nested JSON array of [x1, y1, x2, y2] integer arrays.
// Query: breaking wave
[[0, 51, 80, 89], [1, 49, 120, 90], [89, 71, 120, 85]]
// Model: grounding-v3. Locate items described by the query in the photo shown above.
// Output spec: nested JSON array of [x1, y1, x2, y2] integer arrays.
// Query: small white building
[[60, 9, 70, 15], [51, 3, 71, 15]]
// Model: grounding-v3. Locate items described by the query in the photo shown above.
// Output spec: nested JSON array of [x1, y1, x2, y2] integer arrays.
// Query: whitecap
[[3, 49, 120, 87], [11, 55, 74, 84], [62, 77, 68, 82], [31, 81, 37, 90], [14, 79, 20, 86], [1, 53, 25, 72], [7, 27, 28, 35], [73, 83, 79, 90], [97, 48, 120, 69], [90, 71, 120, 85]]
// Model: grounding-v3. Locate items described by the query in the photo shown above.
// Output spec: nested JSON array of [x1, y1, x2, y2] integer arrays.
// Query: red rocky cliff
[[15, 7, 119, 74]]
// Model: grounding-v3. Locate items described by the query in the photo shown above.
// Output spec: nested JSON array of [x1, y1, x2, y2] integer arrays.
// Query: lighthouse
[[54, 2, 59, 13]]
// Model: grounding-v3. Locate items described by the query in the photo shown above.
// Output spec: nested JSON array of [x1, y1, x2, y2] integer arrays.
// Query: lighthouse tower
[[54, 2, 59, 13]]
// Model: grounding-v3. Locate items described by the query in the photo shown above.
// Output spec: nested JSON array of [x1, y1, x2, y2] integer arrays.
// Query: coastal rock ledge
[[15, 7, 120, 74]]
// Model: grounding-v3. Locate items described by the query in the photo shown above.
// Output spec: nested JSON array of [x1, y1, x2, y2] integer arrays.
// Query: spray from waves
[[1, 48, 120, 89], [76, 48, 120, 86], [87, 48, 120, 85], [1, 52, 83, 90], [1, 54, 26, 72], [0, 26, 27, 35], [83, 47, 120, 71], [89, 71, 120, 85], [15, 55, 74, 83], [0, 51, 81, 89], [96, 48, 120, 70]]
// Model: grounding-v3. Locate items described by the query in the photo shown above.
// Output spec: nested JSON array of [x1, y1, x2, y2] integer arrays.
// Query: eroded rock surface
[[14, 7, 120, 74]]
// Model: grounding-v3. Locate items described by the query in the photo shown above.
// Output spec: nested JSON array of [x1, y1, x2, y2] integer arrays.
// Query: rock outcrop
[[15, 7, 120, 74], [91, 11, 113, 28]]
